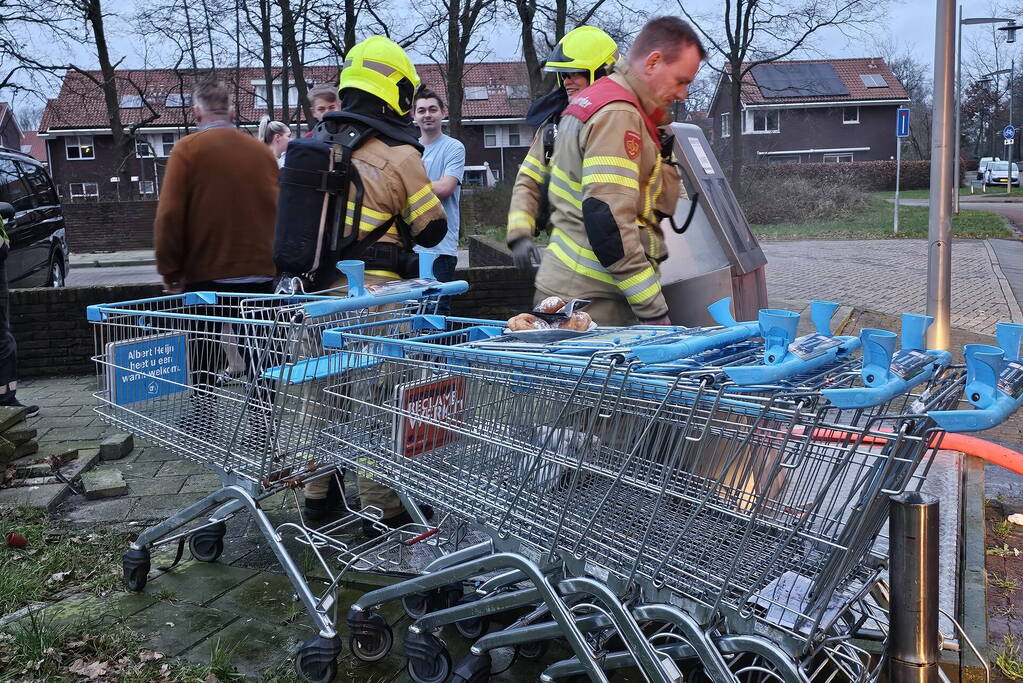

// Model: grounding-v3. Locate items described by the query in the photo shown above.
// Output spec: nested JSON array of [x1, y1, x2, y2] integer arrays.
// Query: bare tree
[[679, 0, 884, 190]]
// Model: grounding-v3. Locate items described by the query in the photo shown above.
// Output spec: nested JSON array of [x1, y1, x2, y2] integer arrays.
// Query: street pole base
[[889, 659, 940, 683]]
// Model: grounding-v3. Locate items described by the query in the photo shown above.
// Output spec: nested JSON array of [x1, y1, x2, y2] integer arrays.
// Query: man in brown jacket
[[154, 79, 279, 393], [154, 78, 279, 295]]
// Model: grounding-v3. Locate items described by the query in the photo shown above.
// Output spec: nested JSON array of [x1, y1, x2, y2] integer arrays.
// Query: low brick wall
[[63, 201, 156, 253], [9, 266, 536, 378], [467, 235, 513, 267]]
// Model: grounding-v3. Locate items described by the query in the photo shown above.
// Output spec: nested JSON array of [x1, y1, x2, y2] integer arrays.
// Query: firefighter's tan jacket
[[344, 137, 447, 277], [506, 128, 549, 244], [534, 61, 681, 320]]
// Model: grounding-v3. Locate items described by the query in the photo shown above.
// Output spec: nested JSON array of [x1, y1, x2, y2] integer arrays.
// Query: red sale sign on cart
[[393, 375, 466, 457]]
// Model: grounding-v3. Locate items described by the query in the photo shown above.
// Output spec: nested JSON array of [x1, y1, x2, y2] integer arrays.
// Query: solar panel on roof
[[751, 63, 849, 98]]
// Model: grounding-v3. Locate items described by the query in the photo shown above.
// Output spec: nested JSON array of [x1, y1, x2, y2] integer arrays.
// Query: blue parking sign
[[108, 333, 189, 405]]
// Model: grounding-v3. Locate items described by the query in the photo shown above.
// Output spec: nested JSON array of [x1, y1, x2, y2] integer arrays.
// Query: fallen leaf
[[69, 658, 110, 680], [47, 570, 72, 586], [205, 674, 220, 683], [138, 650, 164, 663], [1009, 513, 1023, 526]]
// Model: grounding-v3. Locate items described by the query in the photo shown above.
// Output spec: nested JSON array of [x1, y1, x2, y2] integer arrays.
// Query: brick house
[[708, 57, 910, 164], [38, 63, 534, 202]]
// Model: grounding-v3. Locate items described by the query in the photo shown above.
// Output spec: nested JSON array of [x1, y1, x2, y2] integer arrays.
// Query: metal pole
[[926, 0, 955, 351], [954, 4, 962, 214], [895, 136, 902, 234], [888, 492, 940, 683], [1010, 60, 1015, 194]]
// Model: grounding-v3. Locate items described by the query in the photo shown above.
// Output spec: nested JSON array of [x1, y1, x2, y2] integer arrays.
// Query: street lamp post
[[955, 14, 1014, 214]]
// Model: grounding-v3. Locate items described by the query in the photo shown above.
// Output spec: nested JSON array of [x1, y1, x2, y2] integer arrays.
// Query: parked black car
[[0, 146, 69, 287]]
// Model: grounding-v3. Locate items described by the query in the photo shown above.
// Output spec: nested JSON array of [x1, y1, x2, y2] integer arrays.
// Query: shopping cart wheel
[[294, 634, 341, 683], [517, 638, 548, 661], [346, 611, 393, 662], [122, 547, 150, 592], [402, 592, 430, 619], [188, 521, 226, 563], [453, 592, 489, 639], [405, 631, 451, 683], [452, 651, 491, 683]]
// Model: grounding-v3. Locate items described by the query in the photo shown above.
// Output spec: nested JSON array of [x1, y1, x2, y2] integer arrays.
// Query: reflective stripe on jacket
[[535, 62, 680, 320]]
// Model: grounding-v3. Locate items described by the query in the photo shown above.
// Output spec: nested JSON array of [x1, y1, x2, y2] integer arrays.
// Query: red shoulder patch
[[624, 130, 641, 159]]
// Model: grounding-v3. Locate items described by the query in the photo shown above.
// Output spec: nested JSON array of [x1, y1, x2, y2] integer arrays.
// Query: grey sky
[[5, 0, 1003, 118]]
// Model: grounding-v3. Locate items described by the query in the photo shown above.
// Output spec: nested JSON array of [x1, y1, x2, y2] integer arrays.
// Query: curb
[[69, 258, 157, 268], [983, 239, 1023, 324]]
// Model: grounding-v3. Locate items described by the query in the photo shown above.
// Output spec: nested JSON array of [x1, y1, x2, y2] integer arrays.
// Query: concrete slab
[[155, 459, 208, 477], [178, 473, 221, 495], [82, 468, 129, 499], [129, 492, 207, 519], [63, 495, 138, 524], [0, 405, 27, 432], [121, 600, 236, 657], [5, 427, 37, 446], [0, 482, 68, 510], [148, 560, 259, 606], [178, 615, 311, 680], [128, 475, 186, 496], [32, 591, 158, 627], [115, 461, 164, 479], [207, 573, 310, 625]]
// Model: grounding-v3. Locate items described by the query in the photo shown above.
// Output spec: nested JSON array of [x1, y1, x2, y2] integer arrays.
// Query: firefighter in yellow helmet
[[506, 26, 618, 268], [275, 36, 445, 529], [516, 17, 704, 326]]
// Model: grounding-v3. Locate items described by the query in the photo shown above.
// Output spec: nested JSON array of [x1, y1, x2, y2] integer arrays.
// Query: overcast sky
[[7, 0, 1015, 118]]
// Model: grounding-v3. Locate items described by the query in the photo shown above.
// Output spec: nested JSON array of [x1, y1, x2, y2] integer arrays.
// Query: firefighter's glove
[[510, 237, 540, 271], [639, 314, 672, 326]]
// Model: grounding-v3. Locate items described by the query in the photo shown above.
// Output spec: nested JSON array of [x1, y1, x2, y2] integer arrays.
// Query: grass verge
[[752, 196, 1012, 240], [0, 507, 129, 617], [878, 187, 1023, 200], [0, 610, 248, 681]]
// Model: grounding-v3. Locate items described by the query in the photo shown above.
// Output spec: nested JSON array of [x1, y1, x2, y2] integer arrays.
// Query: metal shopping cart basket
[[317, 302, 1023, 683], [87, 259, 486, 681]]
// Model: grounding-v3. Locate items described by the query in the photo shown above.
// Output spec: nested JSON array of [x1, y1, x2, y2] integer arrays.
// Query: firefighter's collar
[[613, 61, 670, 127]]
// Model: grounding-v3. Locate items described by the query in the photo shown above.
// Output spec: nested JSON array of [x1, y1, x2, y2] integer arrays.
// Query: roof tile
[[724, 57, 909, 106]]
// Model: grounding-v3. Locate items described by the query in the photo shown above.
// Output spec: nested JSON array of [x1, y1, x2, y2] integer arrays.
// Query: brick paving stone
[[0, 482, 68, 510], [63, 494, 138, 523], [100, 432, 134, 460], [133, 447, 181, 463], [34, 591, 158, 627], [116, 461, 164, 479], [178, 616, 312, 680], [128, 491, 207, 519]]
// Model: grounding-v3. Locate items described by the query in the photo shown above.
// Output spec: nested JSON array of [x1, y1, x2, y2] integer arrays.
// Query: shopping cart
[[319, 302, 1023, 683], [88, 258, 487, 681]]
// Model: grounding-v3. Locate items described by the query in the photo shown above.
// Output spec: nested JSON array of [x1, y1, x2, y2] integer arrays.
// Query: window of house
[[138, 180, 156, 196], [508, 126, 522, 147], [843, 107, 859, 124], [253, 81, 302, 109], [65, 135, 95, 161], [120, 94, 143, 108], [135, 139, 154, 158], [166, 93, 191, 107], [823, 153, 854, 162], [159, 133, 176, 157], [721, 112, 731, 138], [69, 182, 99, 199], [506, 84, 530, 99], [747, 109, 779, 133], [464, 86, 488, 100], [484, 125, 498, 148]]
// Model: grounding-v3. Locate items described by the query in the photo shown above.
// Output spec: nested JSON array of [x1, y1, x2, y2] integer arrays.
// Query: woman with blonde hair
[[258, 115, 291, 167]]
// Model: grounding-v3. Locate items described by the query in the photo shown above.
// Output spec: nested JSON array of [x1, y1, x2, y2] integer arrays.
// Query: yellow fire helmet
[[544, 26, 619, 83], [339, 36, 422, 116]]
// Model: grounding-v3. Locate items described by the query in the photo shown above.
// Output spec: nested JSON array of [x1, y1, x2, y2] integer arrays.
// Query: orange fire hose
[[796, 427, 1023, 476]]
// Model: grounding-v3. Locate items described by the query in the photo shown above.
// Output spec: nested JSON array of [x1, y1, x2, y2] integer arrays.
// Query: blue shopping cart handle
[[301, 279, 469, 318], [822, 315, 952, 410], [929, 323, 1023, 432], [723, 336, 861, 386]]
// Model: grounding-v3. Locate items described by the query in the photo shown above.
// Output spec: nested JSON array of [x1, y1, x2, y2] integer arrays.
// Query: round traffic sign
[[1006, 124, 1017, 140]]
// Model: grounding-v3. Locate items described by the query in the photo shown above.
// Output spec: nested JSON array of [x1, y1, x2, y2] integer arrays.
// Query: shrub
[[741, 159, 964, 193], [461, 181, 515, 232], [740, 175, 870, 224]]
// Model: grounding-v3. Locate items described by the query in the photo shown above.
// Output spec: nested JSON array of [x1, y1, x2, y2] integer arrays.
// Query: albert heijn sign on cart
[[393, 374, 466, 458]]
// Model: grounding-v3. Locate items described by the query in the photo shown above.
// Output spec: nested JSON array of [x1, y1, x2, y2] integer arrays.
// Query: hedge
[[742, 159, 966, 192]]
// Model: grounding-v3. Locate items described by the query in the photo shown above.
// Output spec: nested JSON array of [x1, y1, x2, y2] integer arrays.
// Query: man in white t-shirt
[[412, 87, 465, 316]]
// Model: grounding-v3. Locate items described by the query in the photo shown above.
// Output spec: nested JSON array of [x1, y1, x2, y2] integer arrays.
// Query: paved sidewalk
[[762, 238, 1023, 334]]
